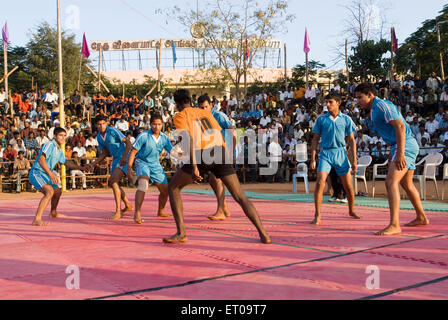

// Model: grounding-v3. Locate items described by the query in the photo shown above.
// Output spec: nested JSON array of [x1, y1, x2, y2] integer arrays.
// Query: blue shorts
[[135, 159, 167, 184], [391, 138, 419, 170], [29, 169, 60, 191], [111, 157, 127, 175], [318, 148, 351, 176]]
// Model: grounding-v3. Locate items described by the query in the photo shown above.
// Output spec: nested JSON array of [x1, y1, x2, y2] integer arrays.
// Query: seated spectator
[[14, 139, 26, 154], [357, 141, 370, 157], [24, 132, 38, 159], [416, 125, 431, 147], [73, 141, 86, 159], [425, 114, 439, 136], [423, 88, 438, 116], [85, 145, 97, 164], [85, 135, 98, 148], [70, 151, 87, 190], [371, 141, 387, 164], [12, 151, 30, 193]]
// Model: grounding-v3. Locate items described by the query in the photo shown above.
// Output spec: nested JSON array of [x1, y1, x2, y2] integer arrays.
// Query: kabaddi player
[[310, 93, 361, 225], [197, 93, 234, 221], [126, 113, 174, 223], [354, 83, 429, 235], [163, 89, 271, 244], [29, 127, 86, 226], [86, 115, 133, 220]]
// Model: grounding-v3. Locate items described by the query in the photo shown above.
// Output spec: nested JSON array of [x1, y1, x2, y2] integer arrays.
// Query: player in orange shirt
[[163, 89, 271, 244]]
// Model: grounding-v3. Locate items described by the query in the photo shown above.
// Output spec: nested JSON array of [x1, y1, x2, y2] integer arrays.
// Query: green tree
[[0, 46, 32, 91], [26, 22, 94, 95], [349, 39, 391, 79], [291, 60, 326, 87]]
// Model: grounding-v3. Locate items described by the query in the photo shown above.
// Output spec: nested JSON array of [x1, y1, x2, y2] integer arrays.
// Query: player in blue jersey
[[355, 83, 429, 236], [197, 94, 236, 221], [310, 93, 360, 225], [86, 115, 133, 220], [29, 127, 86, 226], [127, 113, 175, 224]]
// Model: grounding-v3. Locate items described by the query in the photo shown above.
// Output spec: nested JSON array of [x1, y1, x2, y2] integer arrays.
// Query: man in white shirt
[[44, 88, 59, 107], [0, 87, 10, 114], [259, 115, 271, 128], [425, 115, 439, 135], [440, 87, 448, 108], [416, 126, 431, 147], [73, 141, 86, 158], [65, 122, 75, 139], [36, 129, 50, 148], [85, 135, 98, 148], [228, 94, 238, 110], [305, 84, 316, 100], [163, 92, 176, 115], [426, 72, 440, 92], [115, 118, 129, 133], [267, 135, 283, 182], [279, 86, 288, 102], [330, 81, 341, 92], [428, 138, 444, 155], [403, 75, 415, 88]]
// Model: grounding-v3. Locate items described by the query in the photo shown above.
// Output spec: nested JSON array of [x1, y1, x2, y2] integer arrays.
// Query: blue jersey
[[32, 140, 67, 173], [97, 126, 126, 159], [212, 109, 232, 137], [371, 97, 413, 145], [133, 130, 173, 164], [312, 112, 356, 149]]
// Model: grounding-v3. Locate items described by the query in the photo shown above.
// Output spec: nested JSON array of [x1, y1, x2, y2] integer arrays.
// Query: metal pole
[[345, 39, 349, 80], [57, 0, 66, 192], [437, 18, 445, 81]]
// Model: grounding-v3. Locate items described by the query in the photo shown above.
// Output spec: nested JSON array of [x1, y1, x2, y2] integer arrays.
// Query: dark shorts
[[181, 147, 235, 179]]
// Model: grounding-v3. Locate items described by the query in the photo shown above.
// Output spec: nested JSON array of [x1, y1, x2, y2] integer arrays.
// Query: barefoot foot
[[134, 214, 144, 224], [49, 212, 67, 219], [311, 217, 321, 225], [32, 220, 49, 226], [207, 211, 227, 221], [260, 233, 271, 244], [163, 234, 188, 243], [404, 217, 429, 227], [121, 206, 133, 216], [375, 225, 402, 236], [108, 212, 123, 220], [157, 210, 172, 218], [349, 212, 362, 219]]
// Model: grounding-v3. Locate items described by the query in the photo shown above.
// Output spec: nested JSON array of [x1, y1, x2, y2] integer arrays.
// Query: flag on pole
[[391, 27, 398, 53], [172, 40, 177, 64], [2, 22, 9, 46], [245, 37, 250, 60], [303, 27, 311, 53], [81, 33, 90, 58]]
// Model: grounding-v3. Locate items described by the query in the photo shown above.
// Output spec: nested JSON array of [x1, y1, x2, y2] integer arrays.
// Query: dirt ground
[[1, 180, 447, 203]]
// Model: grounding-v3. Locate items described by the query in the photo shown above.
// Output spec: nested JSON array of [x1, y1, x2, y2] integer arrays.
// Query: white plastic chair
[[354, 155, 372, 195], [292, 144, 309, 194], [413, 153, 443, 200], [441, 163, 448, 200], [372, 159, 388, 198]]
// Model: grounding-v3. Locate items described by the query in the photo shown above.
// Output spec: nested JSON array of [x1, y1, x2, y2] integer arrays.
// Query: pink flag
[[303, 27, 310, 54], [81, 33, 90, 58], [2, 22, 9, 46]]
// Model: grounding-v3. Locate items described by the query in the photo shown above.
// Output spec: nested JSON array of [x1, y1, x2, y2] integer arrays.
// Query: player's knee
[[44, 187, 54, 198], [137, 179, 149, 193]]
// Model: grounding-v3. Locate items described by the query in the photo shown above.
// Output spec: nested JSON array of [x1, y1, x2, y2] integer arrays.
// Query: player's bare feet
[[49, 212, 67, 219], [120, 205, 133, 216], [311, 217, 321, 225], [134, 214, 144, 224], [108, 212, 123, 220], [163, 234, 188, 243], [349, 212, 362, 219], [375, 225, 402, 236], [207, 210, 227, 221], [32, 220, 49, 226], [157, 209, 171, 218], [405, 217, 429, 227], [260, 233, 271, 244], [223, 205, 231, 218]]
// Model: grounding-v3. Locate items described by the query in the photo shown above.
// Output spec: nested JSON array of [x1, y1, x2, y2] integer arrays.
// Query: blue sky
[[1, 0, 446, 70]]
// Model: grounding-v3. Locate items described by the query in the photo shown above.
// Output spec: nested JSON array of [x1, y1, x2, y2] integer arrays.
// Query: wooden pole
[[284, 43, 288, 89], [0, 65, 18, 84], [85, 64, 110, 92], [437, 18, 445, 81], [345, 39, 349, 81], [3, 37, 12, 118], [390, 28, 394, 81], [98, 45, 102, 94], [305, 52, 309, 89], [57, 0, 66, 192], [122, 83, 125, 97], [77, 53, 82, 91]]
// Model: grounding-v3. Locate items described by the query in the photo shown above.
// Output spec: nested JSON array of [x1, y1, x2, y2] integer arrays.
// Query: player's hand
[[119, 157, 127, 167], [351, 165, 358, 175], [395, 153, 407, 171], [49, 172, 59, 185], [310, 160, 316, 171], [192, 167, 203, 185]]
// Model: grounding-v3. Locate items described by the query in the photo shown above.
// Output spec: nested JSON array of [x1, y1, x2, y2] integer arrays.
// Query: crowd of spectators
[[1, 72, 448, 192]]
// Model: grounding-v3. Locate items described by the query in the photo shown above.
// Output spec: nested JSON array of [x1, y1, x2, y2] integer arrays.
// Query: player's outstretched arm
[[86, 149, 109, 171], [121, 138, 132, 166]]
